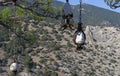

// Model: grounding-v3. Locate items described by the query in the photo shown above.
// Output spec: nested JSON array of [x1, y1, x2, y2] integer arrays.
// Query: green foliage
[[55, 34, 62, 41], [110, 59, 117, 63], [52, 6, 57, 13], [71, 71, 78, 76], [24, 56, 35, 69], [3, 36, 24, 56], [24, 31, 38, 45], [42, 0, 52, 12], [57, 4, 64, 15], [53, 45, 61, 50], [51, 71, 58, 76], [44, 70, 51, 76], [39, 58, 47, 64], [29, 11, 45, 21], [15, 7, 25, 18], [85, 70, 96, 76], [0, 28, 10, 42], [67, 41, 73, 47], [0, 7, 11, 22], [44, 70, 58, 76]]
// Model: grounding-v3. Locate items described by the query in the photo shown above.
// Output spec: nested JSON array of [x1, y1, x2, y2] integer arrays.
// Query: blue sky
[[57, 0, 120, 13]]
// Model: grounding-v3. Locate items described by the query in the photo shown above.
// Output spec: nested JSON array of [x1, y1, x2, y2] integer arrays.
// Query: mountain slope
[[81, 4, 120, 26], [0, 19, 120, 76], [0, 1, 120, 76]]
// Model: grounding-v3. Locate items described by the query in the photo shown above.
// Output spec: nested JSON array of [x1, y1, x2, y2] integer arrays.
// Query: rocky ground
[[0, 21, 120, 76]]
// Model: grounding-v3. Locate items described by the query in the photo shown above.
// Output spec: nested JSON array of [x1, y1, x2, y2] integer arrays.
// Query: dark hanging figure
[[61, 0, 74, 30]]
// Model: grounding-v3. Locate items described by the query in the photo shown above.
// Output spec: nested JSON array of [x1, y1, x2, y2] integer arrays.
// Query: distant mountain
[[53, 0, 120, 26], [0, 0, 120, 26]]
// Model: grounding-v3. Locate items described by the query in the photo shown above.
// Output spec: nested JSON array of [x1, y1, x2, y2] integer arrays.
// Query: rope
[[79, 0, 82, 23], [12, 1, 18, 62], [77, 0, 82, 31]]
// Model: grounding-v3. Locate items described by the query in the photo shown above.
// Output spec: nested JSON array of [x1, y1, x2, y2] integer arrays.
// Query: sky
[[57, 0, 120, 13]]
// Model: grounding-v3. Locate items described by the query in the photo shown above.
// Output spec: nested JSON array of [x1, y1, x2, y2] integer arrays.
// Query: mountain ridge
[[53, 0, 120, 26]]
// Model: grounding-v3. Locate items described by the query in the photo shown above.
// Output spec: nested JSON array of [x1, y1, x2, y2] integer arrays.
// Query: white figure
[[75, 32, 85, 44], [10, 62, 18, 72], [73, 22, 86, 50]]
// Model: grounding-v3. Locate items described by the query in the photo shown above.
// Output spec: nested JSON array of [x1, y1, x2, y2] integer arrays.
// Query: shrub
[[24, 56, 35, 69]]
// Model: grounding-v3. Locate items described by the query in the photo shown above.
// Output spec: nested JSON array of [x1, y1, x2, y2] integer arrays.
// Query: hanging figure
[[60, 0, 74, 30], [10, 62, 18, 74], [73, 22, 86, 50], [10, 55, 18, 75], [73, 0, 86, 50]]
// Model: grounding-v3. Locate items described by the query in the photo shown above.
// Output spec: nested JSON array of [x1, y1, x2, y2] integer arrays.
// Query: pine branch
[[0, 1, 60, 19], [0, 20, 25, 41]]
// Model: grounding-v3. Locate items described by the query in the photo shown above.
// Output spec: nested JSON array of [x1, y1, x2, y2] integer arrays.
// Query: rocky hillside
[[0, 21, 120, 76]]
